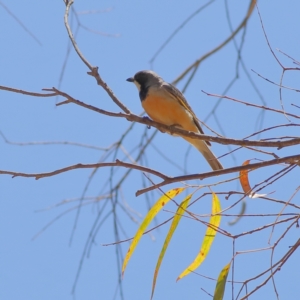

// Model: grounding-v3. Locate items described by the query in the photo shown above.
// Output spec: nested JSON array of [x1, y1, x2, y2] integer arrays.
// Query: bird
[[126, 70, 223, 171]]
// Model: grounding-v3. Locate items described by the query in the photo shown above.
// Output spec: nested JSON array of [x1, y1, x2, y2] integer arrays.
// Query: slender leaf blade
[[151, 194, 192, 299], [213, 262, 231, 300], [177, 193, 221, 280], [122, 187, 185, 277]]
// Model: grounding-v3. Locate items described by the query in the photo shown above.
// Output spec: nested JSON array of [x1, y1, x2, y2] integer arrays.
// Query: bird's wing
[[163, 83, 211, 146]]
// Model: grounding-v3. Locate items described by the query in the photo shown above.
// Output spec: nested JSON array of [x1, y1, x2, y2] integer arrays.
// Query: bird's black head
[[127, 70, 163, 90], [127, 70, 164, 101]]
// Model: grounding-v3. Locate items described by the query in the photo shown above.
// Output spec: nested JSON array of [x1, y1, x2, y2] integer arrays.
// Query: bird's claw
[[143, 116, 151, 129]]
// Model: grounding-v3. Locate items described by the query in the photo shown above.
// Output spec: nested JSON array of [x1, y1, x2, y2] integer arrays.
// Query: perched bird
[[127, 70, 223, 171]]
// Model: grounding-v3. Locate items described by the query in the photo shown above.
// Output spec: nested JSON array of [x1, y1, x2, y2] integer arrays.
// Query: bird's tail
[[184, 137, 223, 171]]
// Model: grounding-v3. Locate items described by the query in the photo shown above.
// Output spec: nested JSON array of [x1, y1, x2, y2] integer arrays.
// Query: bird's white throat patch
[[133, 80, 141, 91]]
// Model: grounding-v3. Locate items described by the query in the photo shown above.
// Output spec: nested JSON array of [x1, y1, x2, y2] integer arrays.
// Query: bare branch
[[2, 84, 300, 149], [0, 160, 168, 180], [136, 154, 300, 195], [202, 90, 300, 120], [0, 85, 56, 97], [0, 1, 42, 46], [63, 0, 130, 114], [173, 0, 256, 85]]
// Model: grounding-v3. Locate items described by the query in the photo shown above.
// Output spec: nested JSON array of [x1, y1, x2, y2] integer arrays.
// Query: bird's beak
[[126, 77, 134, 82]]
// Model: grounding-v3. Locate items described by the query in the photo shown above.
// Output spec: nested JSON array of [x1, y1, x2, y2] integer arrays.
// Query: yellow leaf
[[151, 194, 192, 299], [122, 187, 185, 277], [213, 262, 231, 300], [177, 193, 221, 281]]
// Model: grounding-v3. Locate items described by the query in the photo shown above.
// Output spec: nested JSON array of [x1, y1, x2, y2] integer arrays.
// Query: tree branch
[[0, 159, 168, 180], [63, 0, 130, 114], [136, 154, 300, 195], [1, 84, 300, 149]]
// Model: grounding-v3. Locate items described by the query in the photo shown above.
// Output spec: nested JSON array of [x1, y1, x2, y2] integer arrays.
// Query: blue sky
[[1, 1, 300, 299]]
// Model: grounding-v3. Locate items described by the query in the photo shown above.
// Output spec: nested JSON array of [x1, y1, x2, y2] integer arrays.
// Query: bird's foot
[[142, 116, 152, 129]]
